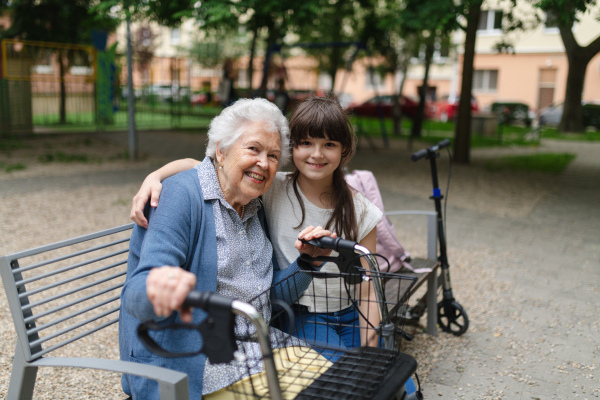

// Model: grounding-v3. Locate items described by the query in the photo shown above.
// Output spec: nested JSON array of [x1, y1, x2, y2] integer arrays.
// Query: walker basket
[[227, 269, 418, 400]]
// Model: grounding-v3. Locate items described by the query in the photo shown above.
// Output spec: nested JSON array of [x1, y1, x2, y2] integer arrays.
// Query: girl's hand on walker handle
[[295, 226, 337, 262]]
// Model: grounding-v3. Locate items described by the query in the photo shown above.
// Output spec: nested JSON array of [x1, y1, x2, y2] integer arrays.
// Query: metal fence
[[0, 39, 97, 135], [0, 39, 220, 137]]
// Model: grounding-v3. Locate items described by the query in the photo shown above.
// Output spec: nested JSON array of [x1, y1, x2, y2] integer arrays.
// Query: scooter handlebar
[[411, 139, 451, 161]]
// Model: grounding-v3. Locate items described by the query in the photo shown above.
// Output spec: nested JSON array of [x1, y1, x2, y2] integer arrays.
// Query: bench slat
[[12, 238, 130, 275], [16, 248, 128, 286], [31, 317, 119, 359], [27, 295, 120, 335], [5, 224, 134, 260], [24, 282, 123, 324], [22, 270, 126, 311], [18, 259, 127, 299]]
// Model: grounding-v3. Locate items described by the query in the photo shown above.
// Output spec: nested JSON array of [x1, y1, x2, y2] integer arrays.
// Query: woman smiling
[[119, 98, 333, 400]]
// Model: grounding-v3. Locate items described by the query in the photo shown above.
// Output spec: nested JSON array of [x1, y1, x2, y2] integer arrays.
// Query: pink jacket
[[346, 170, 427, 273]]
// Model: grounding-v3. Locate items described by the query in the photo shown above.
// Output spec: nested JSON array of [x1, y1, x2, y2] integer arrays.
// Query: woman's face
[[292, 135, 343, 185], [216, 121, 281, 210]]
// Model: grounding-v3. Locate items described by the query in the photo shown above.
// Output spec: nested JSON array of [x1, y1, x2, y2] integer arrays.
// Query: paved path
[[374, 140, 599, 399]]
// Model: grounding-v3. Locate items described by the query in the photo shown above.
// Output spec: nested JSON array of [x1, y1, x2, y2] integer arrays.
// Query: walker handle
[[299, 237, 364, 284], [137, 291, 237, 363]]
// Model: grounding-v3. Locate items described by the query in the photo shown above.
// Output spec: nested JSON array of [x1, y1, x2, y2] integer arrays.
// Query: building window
[[318, 73, 332, 90], [171, 28, 180, 45], [365, 71, 384, 91], [544, 11, 559, 33], [411, 37, 452, 64], [477, 10, 503, 33], [473, 69, 498, 92]]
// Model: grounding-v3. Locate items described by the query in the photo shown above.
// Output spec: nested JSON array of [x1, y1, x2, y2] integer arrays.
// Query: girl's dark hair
[[288, 96, 359, 241]]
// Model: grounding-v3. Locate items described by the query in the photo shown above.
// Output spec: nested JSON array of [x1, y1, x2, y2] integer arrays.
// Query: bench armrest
[[31, 357, 189, 400], [384, 210, 437, 260]]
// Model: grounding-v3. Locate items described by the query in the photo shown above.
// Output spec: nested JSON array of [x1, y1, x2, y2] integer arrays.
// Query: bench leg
[[7, 346, 37, 400], [159, 378, 189, 400], [426, 269, 438, 336]]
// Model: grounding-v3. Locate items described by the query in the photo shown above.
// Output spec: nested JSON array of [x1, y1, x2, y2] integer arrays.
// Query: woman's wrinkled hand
[[295, 226, 337, 263], [146, 266, 197, 323], [130, 172, 163, 228]]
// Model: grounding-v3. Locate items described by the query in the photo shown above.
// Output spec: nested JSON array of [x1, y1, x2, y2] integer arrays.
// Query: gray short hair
[[205, 98, 290, 166]]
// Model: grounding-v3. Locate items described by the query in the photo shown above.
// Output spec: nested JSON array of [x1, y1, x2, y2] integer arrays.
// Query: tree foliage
[[3, 0, 118, 42]]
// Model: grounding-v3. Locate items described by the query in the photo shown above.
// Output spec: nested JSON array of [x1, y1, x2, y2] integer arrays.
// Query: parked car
[[432, 94, 479, 122], [490, 101, 533, 127], [539, 102, 600, 129], [538, 103, 563, 126], [190, 92, 213, 106], [139, 84, 190, 103], [345, 95, 434, 120], [121, 87, 142, 100]]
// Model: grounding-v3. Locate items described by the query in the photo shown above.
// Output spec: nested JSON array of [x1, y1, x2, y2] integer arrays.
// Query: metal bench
[[0, 212, 438, 399], [383, 210, 441, 336], [0, 223, 189, 400]]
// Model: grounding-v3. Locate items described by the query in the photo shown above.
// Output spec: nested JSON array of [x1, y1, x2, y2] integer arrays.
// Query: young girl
[[132, 97, 381, 348]]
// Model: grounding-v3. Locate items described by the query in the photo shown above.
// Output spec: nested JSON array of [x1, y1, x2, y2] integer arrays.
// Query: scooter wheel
[[437, 300, 469, 336]]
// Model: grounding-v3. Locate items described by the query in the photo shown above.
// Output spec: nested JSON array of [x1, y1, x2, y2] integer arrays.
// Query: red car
[[432, 94, 479, 122], [346, 95, 435, 120]]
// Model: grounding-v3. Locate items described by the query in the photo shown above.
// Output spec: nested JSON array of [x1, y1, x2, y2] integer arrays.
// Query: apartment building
[[112, 2, 600, 113], [464, 4, 600, 112], [397, 1, 600, 113]]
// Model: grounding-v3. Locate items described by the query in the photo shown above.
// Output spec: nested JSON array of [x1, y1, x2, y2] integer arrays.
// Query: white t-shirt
[[262, 172, 383, 312]]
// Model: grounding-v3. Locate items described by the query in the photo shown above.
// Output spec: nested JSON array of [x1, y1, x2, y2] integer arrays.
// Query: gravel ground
[[0, 133, 596, 399]]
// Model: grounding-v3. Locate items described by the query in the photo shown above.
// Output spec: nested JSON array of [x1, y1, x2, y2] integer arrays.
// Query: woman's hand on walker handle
[[295, 226, 337, 264], [146, 266, 197, 323]]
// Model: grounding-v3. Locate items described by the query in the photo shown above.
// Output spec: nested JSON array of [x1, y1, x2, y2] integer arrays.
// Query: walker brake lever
[[137, 292, 237, 363], [299, 238, 364, 284]]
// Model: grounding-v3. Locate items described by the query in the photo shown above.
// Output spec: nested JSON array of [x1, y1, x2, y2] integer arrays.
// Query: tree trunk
[[247, 24, 258, 94], [411, 38, 434, 138], [59, 50, 67, 124], [393, 63, 408, 136], [558, 24, 600, 132], [454, 1, 481, 165], [259, 32, 277, 99], [560, 57, 585, 132]]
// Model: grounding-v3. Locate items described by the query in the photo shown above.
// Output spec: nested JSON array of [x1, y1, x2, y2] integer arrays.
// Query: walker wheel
[[437, 300, 469, 336]]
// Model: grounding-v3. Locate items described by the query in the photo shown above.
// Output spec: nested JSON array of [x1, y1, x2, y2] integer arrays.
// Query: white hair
[[205, 98, 291, 166]]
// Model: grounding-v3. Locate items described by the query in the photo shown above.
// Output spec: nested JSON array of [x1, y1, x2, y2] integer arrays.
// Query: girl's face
[[293, 135, 343, 184]]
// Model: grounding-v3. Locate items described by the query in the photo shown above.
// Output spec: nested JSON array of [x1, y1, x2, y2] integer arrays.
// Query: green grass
[[31, 105, 217, 134], [0, 138, 31, 153], [484, 153, 576, 174], [38, 151, 94, 164], [540, 128, 600, 141], [352, 116, 600, 147], [352, 117, 538, 147], [0, 161, 27, 172]]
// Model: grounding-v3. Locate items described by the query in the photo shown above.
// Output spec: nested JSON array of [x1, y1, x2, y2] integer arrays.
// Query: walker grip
[[299, 238, 363, 284]]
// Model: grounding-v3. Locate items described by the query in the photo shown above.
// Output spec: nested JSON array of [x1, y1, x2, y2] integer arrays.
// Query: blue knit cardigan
[[119, 169, 310, 399]]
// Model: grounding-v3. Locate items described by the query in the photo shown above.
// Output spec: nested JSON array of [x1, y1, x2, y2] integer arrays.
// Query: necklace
[[214, 162, 244, 217]]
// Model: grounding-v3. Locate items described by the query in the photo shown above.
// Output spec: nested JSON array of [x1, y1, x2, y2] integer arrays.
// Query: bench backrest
[[0, 224, 134, 362]]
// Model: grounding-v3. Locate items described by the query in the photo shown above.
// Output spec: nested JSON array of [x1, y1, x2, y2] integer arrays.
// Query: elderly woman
[[119, 98, 332, 400]]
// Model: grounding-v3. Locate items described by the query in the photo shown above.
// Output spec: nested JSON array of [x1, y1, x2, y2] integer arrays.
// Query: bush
[[582, 104, 600, 129]]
